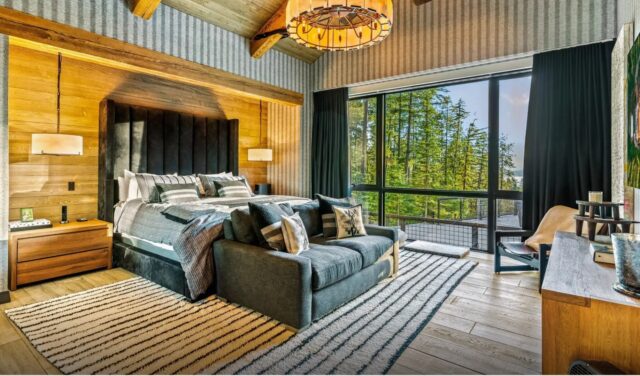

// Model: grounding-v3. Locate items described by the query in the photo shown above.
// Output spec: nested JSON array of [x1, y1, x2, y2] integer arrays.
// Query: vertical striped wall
[[618, 0, 640, 37], [0, 34, 8, 294], [268, 103, 303, 197], [312, 0, 619, 91]]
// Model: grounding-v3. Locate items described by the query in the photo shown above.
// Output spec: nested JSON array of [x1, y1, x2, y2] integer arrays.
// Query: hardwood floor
[[0, 253, 541, 375]]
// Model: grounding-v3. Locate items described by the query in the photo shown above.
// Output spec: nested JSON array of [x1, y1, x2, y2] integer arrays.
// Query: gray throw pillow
[[214, 179, 252, 198], [316, 194, 355, 238], [248, 202, 294, 250], [156, 183, 200, 204], [230, 208, 258, 245], [135, 173, 197, 203], [292, 200, 322, 237]]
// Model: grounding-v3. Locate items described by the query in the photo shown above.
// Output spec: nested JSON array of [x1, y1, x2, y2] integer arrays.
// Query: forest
[[348, 87, 520, 226]]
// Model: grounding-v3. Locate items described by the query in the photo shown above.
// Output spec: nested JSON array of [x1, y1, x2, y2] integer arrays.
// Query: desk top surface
[[542, 232, 640, 308]]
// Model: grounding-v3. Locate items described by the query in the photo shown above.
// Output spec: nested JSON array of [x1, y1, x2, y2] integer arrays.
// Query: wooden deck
[[0, 253, 541, 375]]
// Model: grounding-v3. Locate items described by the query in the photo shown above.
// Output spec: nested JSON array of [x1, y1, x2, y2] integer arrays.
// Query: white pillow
[[281, 213, 310, 254], [117, 177, 127, 202], [333, 205, 368, 239], [128, 177, 141, 201]]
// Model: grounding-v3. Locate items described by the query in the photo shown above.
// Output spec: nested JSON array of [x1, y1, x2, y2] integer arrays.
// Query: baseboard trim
[[0, 290, 10, 304]]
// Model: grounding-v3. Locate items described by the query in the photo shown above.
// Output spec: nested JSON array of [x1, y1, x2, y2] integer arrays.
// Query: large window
[[349, 72, 531, 251]]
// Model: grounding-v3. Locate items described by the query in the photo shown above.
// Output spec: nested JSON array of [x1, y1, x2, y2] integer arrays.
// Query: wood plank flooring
[[0, 253, 541, 375]]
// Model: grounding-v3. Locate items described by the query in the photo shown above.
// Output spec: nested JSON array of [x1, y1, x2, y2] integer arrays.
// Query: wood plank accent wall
[[267, 102, 302, 197], [8, 42, 269, 223]]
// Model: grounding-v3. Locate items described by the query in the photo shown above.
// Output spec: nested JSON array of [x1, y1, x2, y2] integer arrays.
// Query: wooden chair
[[494, 205, 577, 291]]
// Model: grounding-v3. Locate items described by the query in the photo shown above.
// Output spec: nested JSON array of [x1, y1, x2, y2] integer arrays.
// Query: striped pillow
[[316, 194, 355, 238], [156, 183, 199, 204], [248, 202, 294, 250], [197, 172, 232, 197], [214, 179, 252, 198], [281, 212, 310, 254], [135, 173, 197, 203]]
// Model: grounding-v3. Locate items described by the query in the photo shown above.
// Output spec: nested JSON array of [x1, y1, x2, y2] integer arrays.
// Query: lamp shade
[[248, 148, 273, 162], [31, 133, 83, 156]]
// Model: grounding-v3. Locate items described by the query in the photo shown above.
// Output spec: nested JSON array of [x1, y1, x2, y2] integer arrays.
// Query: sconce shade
[[248, 148, 273, 162], [31, 133, 83, 156]]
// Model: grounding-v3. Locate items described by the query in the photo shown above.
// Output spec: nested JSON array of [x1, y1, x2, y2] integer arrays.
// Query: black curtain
[[311, 88, 350, 197], [522, 41, 613, 231]]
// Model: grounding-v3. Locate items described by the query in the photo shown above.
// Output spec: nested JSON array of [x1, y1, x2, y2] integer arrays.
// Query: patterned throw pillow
[[213, 179, 252, 198], [156, 183, 200, 204], [197, 172, 232, 197], [281, 212, 310, 254], [135, 173, 197, 203], [316, 194, 355, 238], [248, 202, 294, 250], [333, 205, 368, 239]]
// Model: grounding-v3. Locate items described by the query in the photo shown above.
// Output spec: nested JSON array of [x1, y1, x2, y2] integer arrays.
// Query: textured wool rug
[[5, 251, 476, 375]]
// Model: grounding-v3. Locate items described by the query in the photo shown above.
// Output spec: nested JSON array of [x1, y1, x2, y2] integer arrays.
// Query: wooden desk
[[542, 232, 640, 374], [9, 220, 112, 290]]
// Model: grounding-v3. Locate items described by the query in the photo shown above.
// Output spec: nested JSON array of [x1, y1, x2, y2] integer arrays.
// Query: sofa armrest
[[213, 239, 312, 329], [365, 225, 400, 276], [365, 224, 399, 242]]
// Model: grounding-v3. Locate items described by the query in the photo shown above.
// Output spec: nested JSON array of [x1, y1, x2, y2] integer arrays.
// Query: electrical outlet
[[68, 181, 75, 191]]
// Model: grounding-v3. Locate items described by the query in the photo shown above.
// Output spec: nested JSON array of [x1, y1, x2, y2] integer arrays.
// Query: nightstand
[[8, 219, 113, 290], [255, 183, 271, 195]]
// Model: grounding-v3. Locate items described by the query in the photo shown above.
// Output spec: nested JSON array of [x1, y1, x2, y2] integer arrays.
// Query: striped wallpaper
[[312, 0, 620, 91], [268, 103, 303, 197], [0, 34, 7, 294], [618, 0, 640, 37]]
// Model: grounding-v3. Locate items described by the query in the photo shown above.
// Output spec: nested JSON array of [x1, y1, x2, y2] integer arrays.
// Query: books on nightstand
[[9, 219, 52, 232], [589, 237, 614, 265]]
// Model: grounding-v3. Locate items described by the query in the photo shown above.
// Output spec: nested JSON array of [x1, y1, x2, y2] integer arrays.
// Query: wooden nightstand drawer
[[17, 228, 111, 262], [17, 248, 110, 286]]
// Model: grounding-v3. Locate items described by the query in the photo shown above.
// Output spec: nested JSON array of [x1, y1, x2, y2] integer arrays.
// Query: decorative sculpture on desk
[[574, 201, 637, 241], [611, 233, 640, 298]]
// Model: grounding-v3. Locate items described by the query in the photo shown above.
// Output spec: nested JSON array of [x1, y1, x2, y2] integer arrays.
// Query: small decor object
[[20, 208, 34, 222], [333, 205, 367, 239], [281, 213, 310, 254], [588, 191, 603, 203], [589, 241, 615, 264], [254, 183, 271, 195], [574, 200, 638, 241], [611, 233, 640, 298], [61, 205, 68, 224], [9, 218, 51, 232], [31, 53, 83, 156], [286, 0, 393, 51]]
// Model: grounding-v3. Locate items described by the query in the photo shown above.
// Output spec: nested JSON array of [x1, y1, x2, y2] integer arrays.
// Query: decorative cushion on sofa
[[316, 194, 354, 238], [300, 244, 363, 290], [333, 205, 367, 239], [292, 200, 323, 237], [325, 235, 393, 268], [230, 208, 259, 245], [249, 202, 294, 250], [281, 213, 310, 254]]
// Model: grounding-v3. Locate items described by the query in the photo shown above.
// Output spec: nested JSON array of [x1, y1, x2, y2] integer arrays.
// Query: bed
[[98, 100, 307, 300]]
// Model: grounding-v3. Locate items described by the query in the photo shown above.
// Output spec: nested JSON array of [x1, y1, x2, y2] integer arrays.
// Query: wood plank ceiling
[[161, 0, 324, 63]]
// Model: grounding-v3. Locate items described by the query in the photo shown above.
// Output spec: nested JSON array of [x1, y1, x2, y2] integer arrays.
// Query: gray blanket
[[114, 195, 309, 299]]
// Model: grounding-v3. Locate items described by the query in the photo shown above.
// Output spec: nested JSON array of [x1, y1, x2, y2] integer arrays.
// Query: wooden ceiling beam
[[0, 6, 303, 105], [250, 1, 288, 59], [130, 0, 161, 20]]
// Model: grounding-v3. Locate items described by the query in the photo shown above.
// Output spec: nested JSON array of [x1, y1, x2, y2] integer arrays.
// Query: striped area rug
[[6, 251, 476, 375]]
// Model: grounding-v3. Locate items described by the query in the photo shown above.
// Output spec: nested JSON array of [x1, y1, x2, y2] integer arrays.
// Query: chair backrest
[[524, 205, 577, 251]]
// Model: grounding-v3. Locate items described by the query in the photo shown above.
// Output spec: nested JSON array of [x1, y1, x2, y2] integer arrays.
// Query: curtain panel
[[311, 88, 350, 198], [522, 41, 614, 231]]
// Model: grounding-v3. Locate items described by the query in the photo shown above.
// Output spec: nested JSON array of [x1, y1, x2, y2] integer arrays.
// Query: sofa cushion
[[316, 194, 354, 238], [325, 235, 393, 268], [292, 200, 322, 237], [300, 245, 363, 291], [230, 208, 258, 245], [249, 202, 294, 250]]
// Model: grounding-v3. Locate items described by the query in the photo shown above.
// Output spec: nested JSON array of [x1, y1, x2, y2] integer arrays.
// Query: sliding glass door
[[348, 72, 531, 252]]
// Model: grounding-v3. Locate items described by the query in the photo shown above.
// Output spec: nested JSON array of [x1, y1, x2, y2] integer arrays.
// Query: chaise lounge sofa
[[213, 201, 399, 330]]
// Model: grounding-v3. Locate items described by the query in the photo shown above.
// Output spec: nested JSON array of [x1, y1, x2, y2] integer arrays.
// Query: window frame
[[348, 69, 531, 253]]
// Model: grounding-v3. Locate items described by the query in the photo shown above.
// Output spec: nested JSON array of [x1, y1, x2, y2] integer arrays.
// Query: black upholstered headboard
[[98, 99, 239, 221]]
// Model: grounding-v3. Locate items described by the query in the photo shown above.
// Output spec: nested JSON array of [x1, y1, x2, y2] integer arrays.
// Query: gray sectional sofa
[[213, 201, 399, 330]]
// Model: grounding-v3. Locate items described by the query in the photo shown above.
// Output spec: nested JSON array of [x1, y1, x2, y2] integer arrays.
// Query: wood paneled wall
[[267, 102, 301, 197], [8, 41, 270, 222]]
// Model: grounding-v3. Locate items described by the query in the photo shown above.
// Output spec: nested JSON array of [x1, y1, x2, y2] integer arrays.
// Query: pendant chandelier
[[286, 0, 393, 51]]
